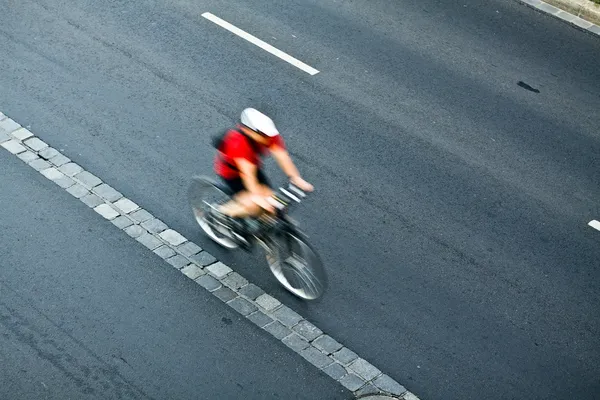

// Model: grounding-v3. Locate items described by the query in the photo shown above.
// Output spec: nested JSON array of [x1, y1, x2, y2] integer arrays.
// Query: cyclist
[[211, 108, 313, 228]]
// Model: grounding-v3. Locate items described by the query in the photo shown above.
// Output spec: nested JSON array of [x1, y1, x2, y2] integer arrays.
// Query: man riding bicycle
[[211, 108, 313, 229]]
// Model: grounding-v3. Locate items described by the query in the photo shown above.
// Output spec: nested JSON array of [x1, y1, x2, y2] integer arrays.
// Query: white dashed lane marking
[[201, 12, 320, 76], [589, 220, 600, 232]]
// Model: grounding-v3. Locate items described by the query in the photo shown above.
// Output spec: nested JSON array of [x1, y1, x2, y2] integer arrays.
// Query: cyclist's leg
[[219, 170, 273, 218]]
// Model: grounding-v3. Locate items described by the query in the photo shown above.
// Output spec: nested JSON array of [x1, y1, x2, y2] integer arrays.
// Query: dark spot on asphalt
[[517, 81, 540, 93], [221, 317, 232, 325]]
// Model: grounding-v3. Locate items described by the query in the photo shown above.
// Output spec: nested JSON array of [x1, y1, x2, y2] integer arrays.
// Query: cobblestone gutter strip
[[518, 0, 600, 36], [0, 113, 418, 400]]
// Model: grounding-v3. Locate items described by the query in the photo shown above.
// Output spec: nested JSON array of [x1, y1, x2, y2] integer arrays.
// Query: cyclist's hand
[[290, 176, 314, 193], [251, 194, 275, 213]]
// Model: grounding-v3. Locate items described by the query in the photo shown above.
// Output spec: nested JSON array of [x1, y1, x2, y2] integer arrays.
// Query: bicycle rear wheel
[[265, 232, 327, 300], [188, 176, 238, 249]]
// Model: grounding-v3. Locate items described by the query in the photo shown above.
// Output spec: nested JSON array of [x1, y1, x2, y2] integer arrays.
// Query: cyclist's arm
[[270, 146, 301, 181], [234, 158, 262, 194]]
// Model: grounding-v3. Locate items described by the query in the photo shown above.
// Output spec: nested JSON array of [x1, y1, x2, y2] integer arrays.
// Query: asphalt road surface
[[1, 0, 599, 399]]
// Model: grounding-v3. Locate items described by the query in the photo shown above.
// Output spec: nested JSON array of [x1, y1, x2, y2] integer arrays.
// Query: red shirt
[[214, 127, 286, 179]]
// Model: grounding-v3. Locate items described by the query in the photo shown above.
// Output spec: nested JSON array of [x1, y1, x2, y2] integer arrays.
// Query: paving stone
[[333, 347, 359, 365], [136, 233, 163, 250], [176, 241, 202, 257], [17, 151, 38, 163], [94, 204, 119, 220], [572, 16, 593, 29], [80, 193, 104, 208], [49, 153, 70, 167], [299, 346, 333, 369], [40, 167, 64, 181], [130, 209, 153, 224], [1, 140, 26, 154], [556, 10, 576, 22], [11, 128, 34, 141], [354, 383, 380, 397], [589, 24, 600, 35], [196, 275, 221, 291], [322, 362, 347, 380], [165, 254, 189, 269], [212, 286, 237, 302], [190, 251, 217, 267], [313, 334, 343, 355], [263, 321, 292, 340], [29, 158, 51, 171], [111, 215, 134, 230], [338, 373, 366, 392], [124, 224, 145, 238], [282, 333, 310, 352], [38, 147, 59, 160], [153, 245, 176, 259], [75, 171, 102, 189], [272, 306, 303, 328], [373, 374, 407, 396], [0, 132, 11, 143], [141, 217, 167, 233], [537, 2, 559, 14], [54, 176, 75, 189], [205, 262, 232, 278], [238, 283, 264, 300], [348, 358, 381, 381], [181, 264, 204, 280], [403, 392, 420, 400], [255, 294, 281, 311], [221, 272, 248, 290], [159, 229, 187, 246], [92, 183, 123, 202], [66, 184, 90, 199], [0, 118, 20, 134], [23, 137, 48, 151], [246, 311, 273, 328], [60, 162, 83, 178], [113, 198, 139, 214], [0, 111, 5, 120], [520, 0, 541, 5], [227, 297, 258, 316], [292, 320, 323, 341]]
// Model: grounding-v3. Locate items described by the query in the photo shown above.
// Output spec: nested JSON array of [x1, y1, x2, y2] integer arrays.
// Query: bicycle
[[187, 176, 327, 300]]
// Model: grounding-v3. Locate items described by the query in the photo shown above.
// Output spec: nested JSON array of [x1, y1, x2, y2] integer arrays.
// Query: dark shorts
[[221, 169, 272, 195]]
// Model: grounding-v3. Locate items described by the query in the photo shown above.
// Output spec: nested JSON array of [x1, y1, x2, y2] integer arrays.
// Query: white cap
[[240, 108, 279, 137]]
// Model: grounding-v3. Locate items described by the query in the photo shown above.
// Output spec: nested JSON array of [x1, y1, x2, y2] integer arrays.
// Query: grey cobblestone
[[537, 2, 559, 14], [41, 168, 64, 181], [181, 264, 204, 280], [130, 209, 153, 224], [165, 254, 189, 269], [113, 198, 139, 214], [111, 215, 134, 230], [0, 118, 20, 134], [282, 333, 310, 352], [38, 147, 59, 160], [75, 171, 102, 189], [572, 16, 593, 29], [272, 306, 303, 328], [373, 374, 407, 396], [66, 184, 90, 199], [81, 193, 104, 208], [17, 151, 38, 163], [292, 320, 323, 341], [54, 176, 75, 189], [556, 10, 576, 22], [590, 24, 600, 35], [354, 383, 380, 397], [299, 346, 333, 369], [321, 362, 347, 380], [246, 311, 273, 328], [338, 373, 366, 392], [263, 321, 292, 340], [141, 218, 167, 234], [221, 272, 248, 290], [176, 241, 202, 257], [58, 162, 83, 177], [196, 274, 221, 291], [2, 140, 27, 154], [23, 137, 48, 151], [332, 347, 359, 366], [124, 224, 145, 238], [312, 334, 343, 355], [92, 183, 122, 202], [29, 158, 51, 171], [255, 294, 281, 311], [94, 204, 119, 220], [238, 283, 264, 300], [0, 112, 5, 120], [205, 261, 231, 278], [227, 297, 258, 316], [153, 245, 176, 259], [0, 132, 9, 143], [49, 153, 70, 167], [190, 251, 217, 267], [159, 229, 187, 246], [212, 286, 237, 302], [12, 128, 32, 141], [136, 233, 163, 250], [348, 358, 381, 381]]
